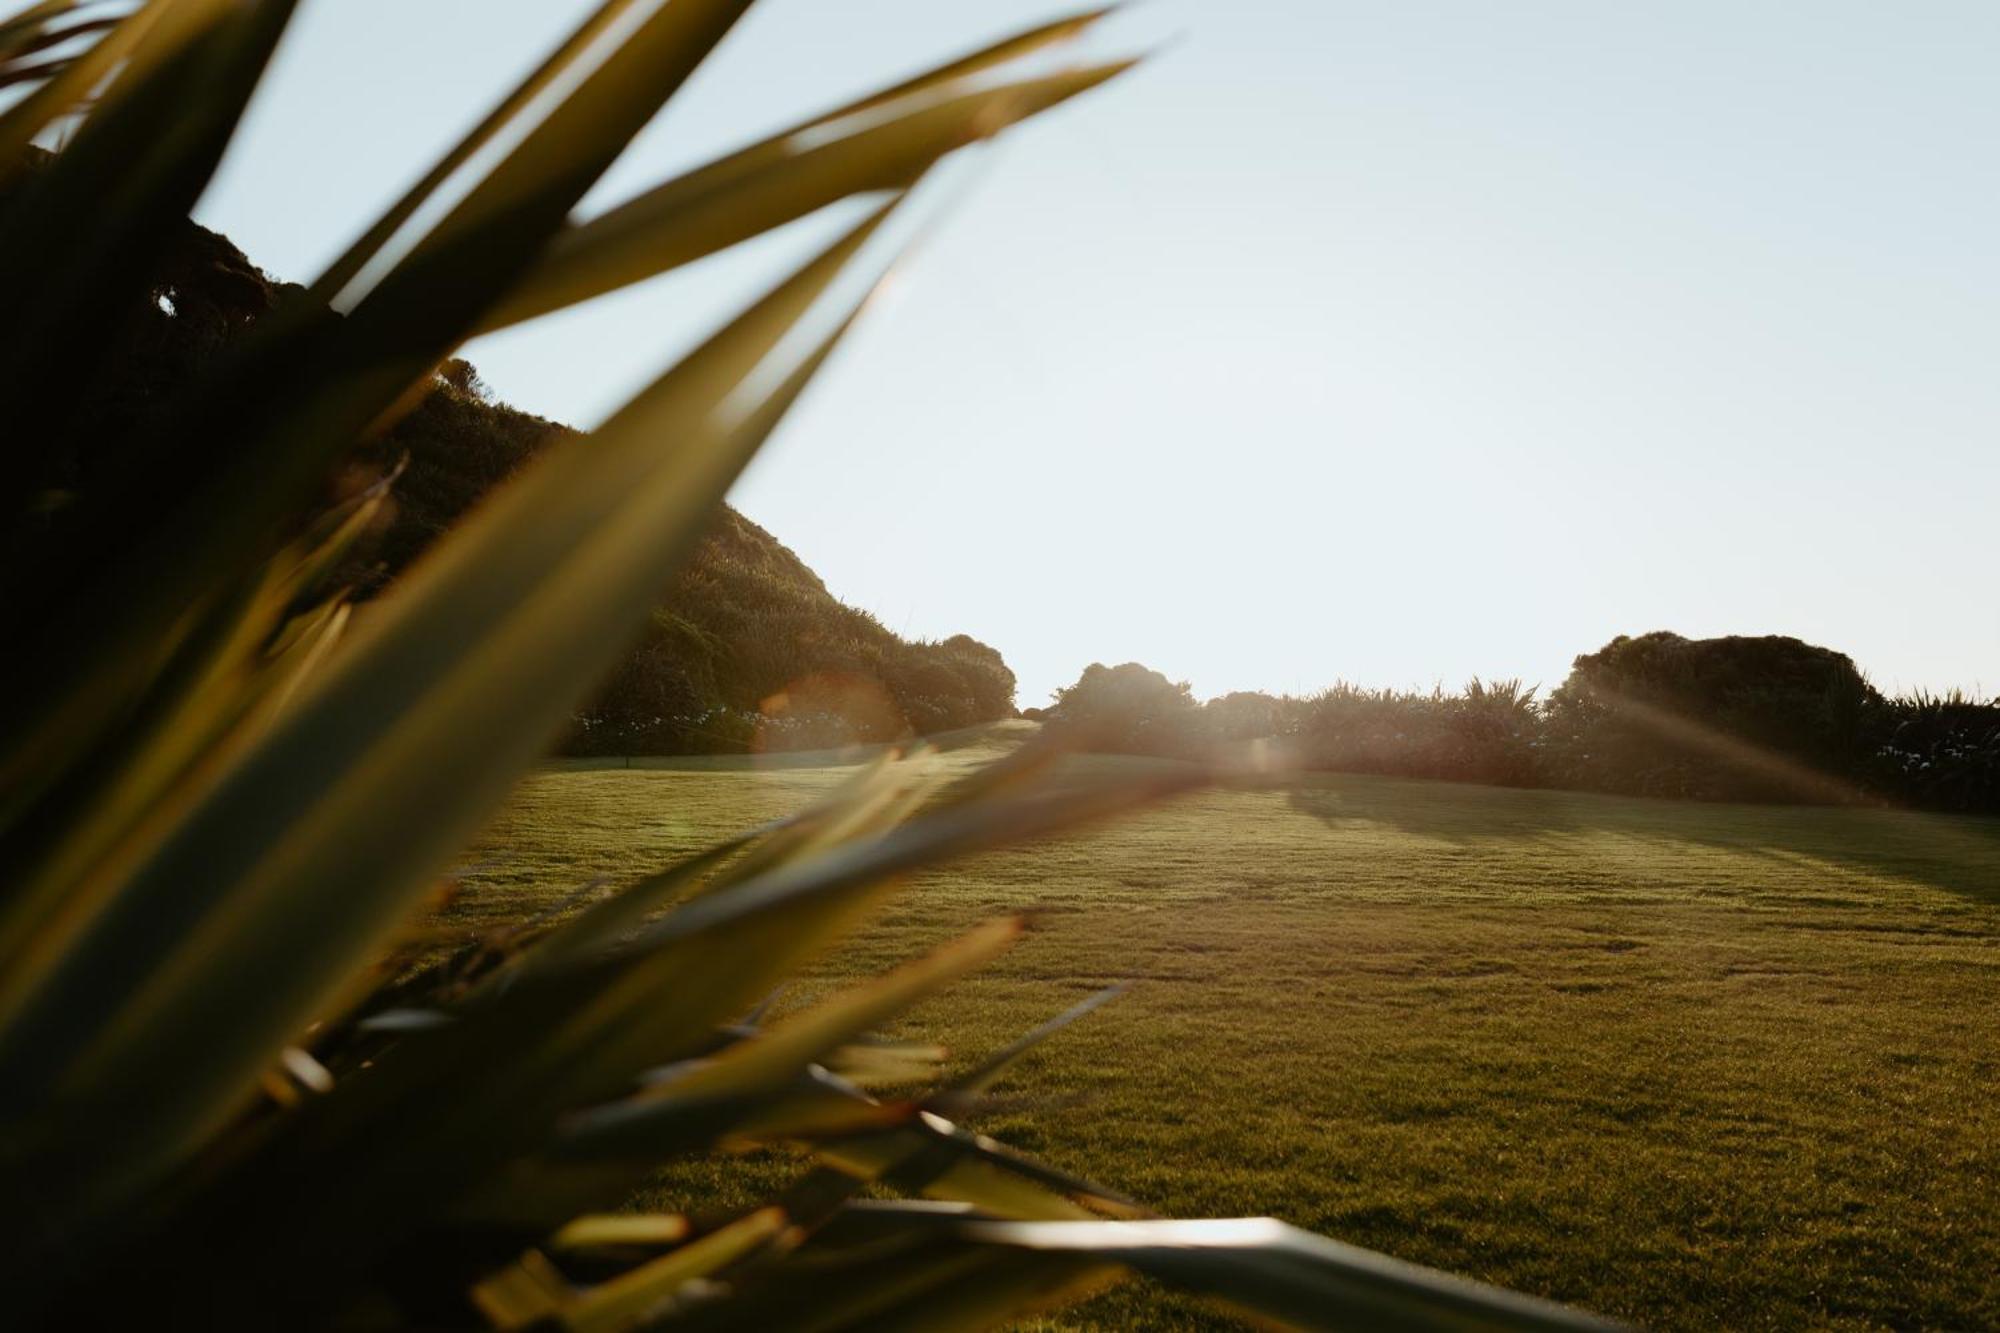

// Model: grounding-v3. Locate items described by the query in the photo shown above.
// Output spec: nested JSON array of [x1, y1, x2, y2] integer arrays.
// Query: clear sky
[[192, 0, 2000, 706]]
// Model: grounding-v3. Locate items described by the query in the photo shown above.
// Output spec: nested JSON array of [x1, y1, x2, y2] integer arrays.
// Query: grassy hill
[[4, 189, 1016, 755], [448, 728, 2000, 1331]]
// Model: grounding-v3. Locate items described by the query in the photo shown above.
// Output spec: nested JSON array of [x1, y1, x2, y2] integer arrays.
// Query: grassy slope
[[452, 724, 2000, 1331]]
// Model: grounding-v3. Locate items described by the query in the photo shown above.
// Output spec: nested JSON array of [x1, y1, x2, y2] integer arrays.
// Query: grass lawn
[[451, 725, 2000, 1331]]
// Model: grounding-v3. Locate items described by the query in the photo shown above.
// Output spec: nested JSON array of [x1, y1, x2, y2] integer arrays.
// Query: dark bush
[[1200, 690, 1286, 743], [1861, 690, 2000, 814], [1045, 662, 1198, 755], [1541, 632, 1877, 801], [1293, 678, 1540, 786]]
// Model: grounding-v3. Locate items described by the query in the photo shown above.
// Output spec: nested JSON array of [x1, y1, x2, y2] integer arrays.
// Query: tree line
[[1033, 634, 2000, 814]]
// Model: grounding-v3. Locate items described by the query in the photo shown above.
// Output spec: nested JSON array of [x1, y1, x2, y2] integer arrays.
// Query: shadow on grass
[[1284, 773, 2000, 903], [544, 722, 2000, 904], [545, 719, 1039, 773]]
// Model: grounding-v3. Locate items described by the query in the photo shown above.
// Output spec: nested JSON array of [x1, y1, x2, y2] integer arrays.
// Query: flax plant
[[0, 3, 1617, 1327]]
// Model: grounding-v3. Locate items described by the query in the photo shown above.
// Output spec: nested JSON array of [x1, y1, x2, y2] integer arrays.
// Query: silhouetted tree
[[1542, 632, 1876, 801], [1048, 662, 1197, 754]]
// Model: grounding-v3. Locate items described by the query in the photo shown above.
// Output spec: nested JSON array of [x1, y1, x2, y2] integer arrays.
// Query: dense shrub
[[1044, 661, 1198, 754], [1540, 633, 1877, 802], [1290, 678, 1541, 786], [1861, 690, 2000, 814], [1200, 690, 1287, 743], [1, 174, 299, 575]]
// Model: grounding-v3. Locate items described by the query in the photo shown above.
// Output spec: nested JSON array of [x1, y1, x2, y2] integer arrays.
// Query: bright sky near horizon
[[193, 0, 2000, 707]]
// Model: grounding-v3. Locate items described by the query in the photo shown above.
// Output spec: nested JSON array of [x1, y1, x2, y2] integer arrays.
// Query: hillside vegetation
[[362, 361, 1016, 754], [454, 732, 2000, 1331], [6, 196, 1016, 755]]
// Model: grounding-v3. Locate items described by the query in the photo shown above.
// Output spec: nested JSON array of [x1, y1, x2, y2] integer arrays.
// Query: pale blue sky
[[192, 0, 2000, 705]]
